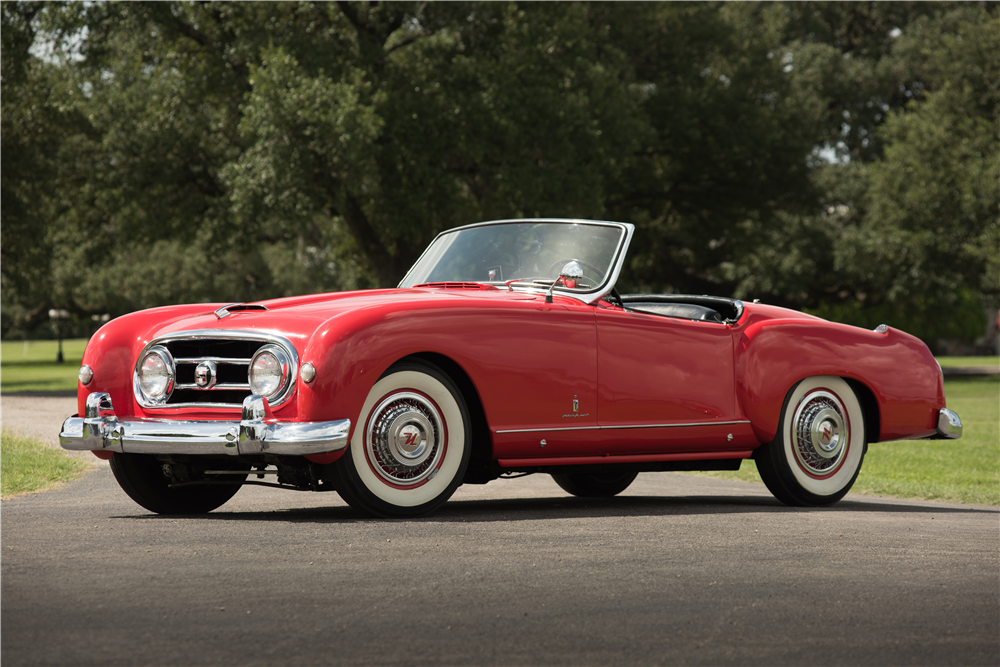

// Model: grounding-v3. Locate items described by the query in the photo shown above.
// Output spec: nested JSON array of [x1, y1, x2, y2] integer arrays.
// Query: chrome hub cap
[[366, 392, 444, 486], [792, 391, 848, 476]]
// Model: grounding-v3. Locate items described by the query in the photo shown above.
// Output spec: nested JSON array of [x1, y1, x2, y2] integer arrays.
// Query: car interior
[[617, 294, 744, 324]]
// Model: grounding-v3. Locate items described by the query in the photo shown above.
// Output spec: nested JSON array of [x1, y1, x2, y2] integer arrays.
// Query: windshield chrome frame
[[399, 218, 635, 305]]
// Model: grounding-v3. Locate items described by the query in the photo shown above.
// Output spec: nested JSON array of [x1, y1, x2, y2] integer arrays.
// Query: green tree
[[829, 9, 1000, 339], [226, 2, 651, 286], [3, 1, 996, 348], [724, 4, 999, 341], [1, 2, 71, 333], [606, 2, 830, 295]]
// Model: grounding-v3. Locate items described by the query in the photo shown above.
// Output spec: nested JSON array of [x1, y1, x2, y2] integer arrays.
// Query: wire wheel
[[791, 390, 849, 478], [365, 391, 446, 488]]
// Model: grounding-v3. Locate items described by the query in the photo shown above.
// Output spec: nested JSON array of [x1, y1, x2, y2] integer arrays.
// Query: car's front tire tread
[[110, 453, 244, 514]]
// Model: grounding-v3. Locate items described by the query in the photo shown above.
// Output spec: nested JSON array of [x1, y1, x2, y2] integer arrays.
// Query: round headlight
[[249, 345, 291, 399], [138, 347, 174, 402], [79, 364, 93, 385]]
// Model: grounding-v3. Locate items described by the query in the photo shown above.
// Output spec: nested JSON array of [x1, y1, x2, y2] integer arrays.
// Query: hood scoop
[[413, 282, 498, 290], [214, 303, 269, 319]]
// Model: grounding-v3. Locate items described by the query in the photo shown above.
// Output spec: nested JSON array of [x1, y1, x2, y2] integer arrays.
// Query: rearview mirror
[[559, 261, 584, 280], [545, 261, 585, 303]]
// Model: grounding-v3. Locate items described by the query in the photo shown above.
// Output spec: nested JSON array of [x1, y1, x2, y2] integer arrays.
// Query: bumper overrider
[[60, 392, 351, 457], [933, 408, 963, 439]]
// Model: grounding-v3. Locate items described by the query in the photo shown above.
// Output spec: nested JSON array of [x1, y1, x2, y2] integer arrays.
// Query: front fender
[[295, 296, 599, 450], [736, 320, 943, 444], [79, 304, 227, 418]]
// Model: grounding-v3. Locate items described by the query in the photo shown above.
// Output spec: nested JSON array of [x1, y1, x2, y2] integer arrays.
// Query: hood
[[143, 285, 536, 343]]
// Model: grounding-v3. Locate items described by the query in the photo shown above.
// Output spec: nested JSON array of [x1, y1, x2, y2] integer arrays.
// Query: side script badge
[[562, 395, 589, 419]]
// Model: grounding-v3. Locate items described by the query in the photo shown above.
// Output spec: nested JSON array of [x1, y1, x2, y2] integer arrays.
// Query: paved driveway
[[3, 454, 997, 666]]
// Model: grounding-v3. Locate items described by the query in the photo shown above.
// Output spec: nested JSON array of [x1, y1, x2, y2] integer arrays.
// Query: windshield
[[400, 220, 629, 299]]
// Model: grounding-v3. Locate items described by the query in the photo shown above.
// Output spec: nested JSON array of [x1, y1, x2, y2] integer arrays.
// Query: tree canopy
[[2, 1, 997, 345]]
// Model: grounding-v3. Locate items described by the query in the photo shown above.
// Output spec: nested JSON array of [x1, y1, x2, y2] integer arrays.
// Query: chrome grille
[[134, 330, 299, 409]]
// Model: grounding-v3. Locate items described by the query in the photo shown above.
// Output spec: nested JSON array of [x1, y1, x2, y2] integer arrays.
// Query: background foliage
[[3, 1, 998, 345]]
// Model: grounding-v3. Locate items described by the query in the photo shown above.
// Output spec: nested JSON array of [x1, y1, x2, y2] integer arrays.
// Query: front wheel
[[110, 453, 245, 514], [551, 471, 638, 497], [332, 359, 471, 518], [754, 376, 867, 506]]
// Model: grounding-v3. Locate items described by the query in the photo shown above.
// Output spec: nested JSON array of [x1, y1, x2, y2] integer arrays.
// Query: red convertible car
[[61, 219, 962, 517]]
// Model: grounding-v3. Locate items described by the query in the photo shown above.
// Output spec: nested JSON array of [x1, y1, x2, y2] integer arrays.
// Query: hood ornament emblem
[[214, 303, 269, 319]]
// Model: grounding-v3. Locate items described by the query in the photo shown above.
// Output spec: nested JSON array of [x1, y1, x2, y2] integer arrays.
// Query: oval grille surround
[[132, 330, 299, 409]]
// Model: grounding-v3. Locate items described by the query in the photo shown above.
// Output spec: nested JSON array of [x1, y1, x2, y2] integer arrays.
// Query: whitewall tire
[[333, 359, 471, 517], [755, 376, 867, 506]]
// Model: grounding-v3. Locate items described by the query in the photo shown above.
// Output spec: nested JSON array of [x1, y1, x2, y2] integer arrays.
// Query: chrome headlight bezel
[[134, 345, 175, 405], [248, 344, 293, 401]]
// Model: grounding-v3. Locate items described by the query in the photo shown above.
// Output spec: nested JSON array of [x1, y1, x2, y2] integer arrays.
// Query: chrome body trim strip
[[174, 382, 251, 391], [496, 419, 752, 434], [60, 392, 349, 457], [175, 357, 251, 365], [496, 426, 598, 434]]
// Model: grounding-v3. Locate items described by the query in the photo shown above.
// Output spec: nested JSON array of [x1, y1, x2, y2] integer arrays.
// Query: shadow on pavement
[[113, 492, 999, 524]]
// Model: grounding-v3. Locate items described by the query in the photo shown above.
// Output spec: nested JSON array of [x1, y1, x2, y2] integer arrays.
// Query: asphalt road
[[2, 398, 998, 666]]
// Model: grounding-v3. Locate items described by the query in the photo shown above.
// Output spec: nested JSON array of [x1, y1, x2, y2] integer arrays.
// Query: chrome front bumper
[[60, 393, 351, 457]]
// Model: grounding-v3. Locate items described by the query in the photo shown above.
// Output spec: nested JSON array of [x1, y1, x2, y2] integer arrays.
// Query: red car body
[[61, 219, 960, 517]]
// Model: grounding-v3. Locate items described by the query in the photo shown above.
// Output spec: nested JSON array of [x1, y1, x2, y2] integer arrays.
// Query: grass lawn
[[1, 338, 88, 393], [1, 429, 91, 500], [936, 356, 999, 368], [689, 376, 1000, 506]]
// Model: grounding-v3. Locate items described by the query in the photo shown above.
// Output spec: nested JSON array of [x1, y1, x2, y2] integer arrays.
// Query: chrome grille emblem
[[194, 360, 218, 390]]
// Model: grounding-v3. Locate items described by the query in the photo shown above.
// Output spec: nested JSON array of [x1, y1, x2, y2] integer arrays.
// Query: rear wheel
[[552, 471, 638, 498], [110, 453, 245, 514], [332, 359, 471, 518], [755, 376, 866, 506]]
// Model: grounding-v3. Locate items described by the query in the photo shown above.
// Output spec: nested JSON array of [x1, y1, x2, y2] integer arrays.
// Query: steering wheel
[[546, 258, 606, 281]]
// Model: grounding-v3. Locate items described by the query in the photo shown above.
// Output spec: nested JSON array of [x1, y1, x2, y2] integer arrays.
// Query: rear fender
[[736, 320, 943, 443]]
